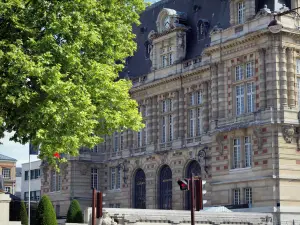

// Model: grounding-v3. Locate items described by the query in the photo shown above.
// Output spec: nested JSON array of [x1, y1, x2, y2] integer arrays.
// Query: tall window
[[113, 132, 119, 152], [236, 85, 244, 115], [237, 1, 245, 24], [233, 189, 241, 205], [159, 165, 172, 209], [233, 138, 241, 169], [120, 132, 124, 150], [188, 91, 202, 137], [244, 187, 252, 205], [91, 168, 98, 190], [247, 82, 255, 113], [50, 170, 61, 192], [25, 171, 29, 181], [161, 99, 173, 143], [110, 167, 121, 190], [234, 62, 256, 116], [92, 145, 98, 153], [2, 168, 11, 179], [245, 137, 252, 167]]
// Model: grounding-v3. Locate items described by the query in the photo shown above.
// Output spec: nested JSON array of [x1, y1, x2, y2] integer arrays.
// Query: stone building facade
[[0, 154, 17, 195], [42, 0, 300, 222]]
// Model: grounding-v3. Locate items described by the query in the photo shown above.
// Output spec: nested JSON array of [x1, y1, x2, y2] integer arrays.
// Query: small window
[[246, 62, 254, 78], [2, 168, 11, 179], [25, 171, 29, 181], [235, 65, 243, 81], [5, 187, 11, 193], [197, 20, 210, 40]]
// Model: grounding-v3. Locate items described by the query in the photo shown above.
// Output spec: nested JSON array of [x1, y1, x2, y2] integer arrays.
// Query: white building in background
[[15, 167, 22, 198], [21, 160, 41, 202]]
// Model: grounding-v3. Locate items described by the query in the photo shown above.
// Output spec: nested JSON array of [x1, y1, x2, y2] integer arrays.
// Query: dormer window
[[237, 1, 245, 24], [197, 19, 210, 41]]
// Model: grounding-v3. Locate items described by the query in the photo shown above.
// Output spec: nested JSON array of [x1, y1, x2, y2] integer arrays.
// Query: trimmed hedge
[[20, 200, 28, 225], [66, 199, 84, 223], [35, 195, 57, 225]]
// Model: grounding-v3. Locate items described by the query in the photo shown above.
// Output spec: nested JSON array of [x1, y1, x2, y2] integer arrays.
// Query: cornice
[[130, 65, 210, 94]]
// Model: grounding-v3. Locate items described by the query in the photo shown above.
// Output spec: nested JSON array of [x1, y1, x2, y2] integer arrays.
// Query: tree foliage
[[0, 0, 145, 165], [66, 199, 84, 223], [20, 200, 28, 225], [36, 195, 57, 225]]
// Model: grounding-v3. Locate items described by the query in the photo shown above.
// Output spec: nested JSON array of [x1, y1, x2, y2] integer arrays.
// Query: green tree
[[36, 195, 57, 225], [0, 0, 145, 166], [66, 199, 83, 223], [20, 200, 28, 225]]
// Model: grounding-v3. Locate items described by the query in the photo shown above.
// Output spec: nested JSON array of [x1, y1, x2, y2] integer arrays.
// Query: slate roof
[[120, 0, 292, 79], [120, 0, 231, 78], [0, 154, 17, 162]]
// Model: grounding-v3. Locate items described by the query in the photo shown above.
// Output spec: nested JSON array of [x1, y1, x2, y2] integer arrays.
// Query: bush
[[66, 200, 84, 223], [35, 195, 57, 225], [20, 201, 28, 225]]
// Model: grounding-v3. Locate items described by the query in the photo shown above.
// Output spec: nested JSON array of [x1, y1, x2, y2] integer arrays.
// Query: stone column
[[147, 98, 153, 145], [211, 63, 218, 122], [152, 96, 159, 149], [287, 47, 295, 108], [279, 47, 288, 108], [202, 82, 209, 133], [218, 62, 225, 118], [258, 48, 267, 109], [265, 46, 278, 108]]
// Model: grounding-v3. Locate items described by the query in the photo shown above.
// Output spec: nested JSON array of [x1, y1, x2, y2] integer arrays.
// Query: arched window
[[159, 165, 172, 209], [134, 169, 146, 209], [197, 19, 210, 41], [185, 160, 201, 209]]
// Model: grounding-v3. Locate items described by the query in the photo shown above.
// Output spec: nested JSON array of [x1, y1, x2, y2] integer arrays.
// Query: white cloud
[[0, 132, 38, 167]]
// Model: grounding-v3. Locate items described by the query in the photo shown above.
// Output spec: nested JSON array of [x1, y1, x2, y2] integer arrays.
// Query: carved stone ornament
[[79, 163, 89, 175], [282, 125, 295, 143], [253, 126, 262, 150], [254, 5, 271, 19], [216, 133, 224, 155], [100, 212, 118, 225]]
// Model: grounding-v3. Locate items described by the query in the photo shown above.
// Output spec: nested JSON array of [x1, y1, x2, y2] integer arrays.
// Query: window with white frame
[[244, 137, 252, 167], [188, 91, 203, 138], [236, 85, 244, 115], [246, 62, 254, 78], [234, 61, 256, 116], [161, 48, 173, 68], [233, 189, 241, 205], [233, 138, 241, 169], [235, 65, 243, 81], [161, 99, 173, 143], [2, 168, 11, 179], [247, 82, 255, 113], [110, 167, 121, 190], [244, 187, 252, 205], [50, 170, 61, 192], [5, 187, 11, 193], [237, 1, 245, 24], [91, 168, 98, 190], [113, 132, 119, 152]]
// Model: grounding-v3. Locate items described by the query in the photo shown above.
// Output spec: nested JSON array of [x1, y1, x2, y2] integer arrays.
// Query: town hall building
[[41, 0, 300, 222]]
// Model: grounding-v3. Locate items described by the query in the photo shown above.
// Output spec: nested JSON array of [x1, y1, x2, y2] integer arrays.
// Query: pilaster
[[217, 62, 225, 118], [211, 64, 218, 121], [287, 47, 295, 108], [279, 46, 288, 108], [202, 82, 209, 133], [258, 48, 267, 109]]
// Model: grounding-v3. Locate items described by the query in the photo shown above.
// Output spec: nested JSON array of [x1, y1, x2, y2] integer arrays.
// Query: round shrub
[[35, 195, 57, 225], [66, 199, 83, 223]]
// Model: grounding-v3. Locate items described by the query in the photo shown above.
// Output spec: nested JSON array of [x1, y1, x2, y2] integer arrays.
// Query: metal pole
[[97, 192, 103, 218], [28, 153, 31, 225], [190, 173, 195, 225], [92, 188, 96, 225], [199, 178, 203, 210]]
